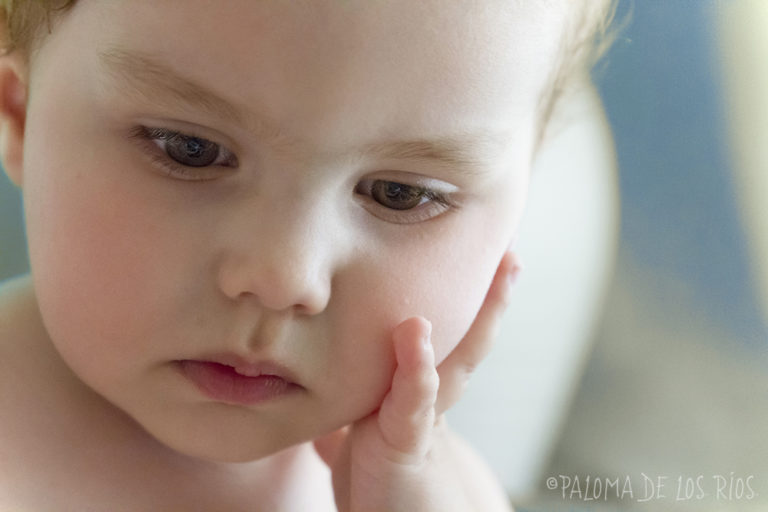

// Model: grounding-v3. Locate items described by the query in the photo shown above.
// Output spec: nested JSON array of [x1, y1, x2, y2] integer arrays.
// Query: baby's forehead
[[56, 1, 567, 149], [112, 1, 572, 69]]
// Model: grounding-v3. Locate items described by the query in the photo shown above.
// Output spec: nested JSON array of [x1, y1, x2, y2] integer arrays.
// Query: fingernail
[[506, 256, 521, 289]]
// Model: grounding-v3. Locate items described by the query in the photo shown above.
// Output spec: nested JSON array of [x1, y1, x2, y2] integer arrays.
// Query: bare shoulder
[[0, 274, 41, 382], [0, 274, 45, 350], [0, 274, 89, 509], [0, 273, 34, 321], [0, 275, 57, 502], [0, 274, 53, 405]]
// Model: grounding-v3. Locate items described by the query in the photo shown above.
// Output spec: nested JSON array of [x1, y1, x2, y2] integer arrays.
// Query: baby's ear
[[0, 52, 27, 187]]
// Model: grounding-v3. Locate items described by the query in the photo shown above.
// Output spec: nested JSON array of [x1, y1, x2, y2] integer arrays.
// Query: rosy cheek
[[343, 240, 502, 367], [423, 273, 493, 365]]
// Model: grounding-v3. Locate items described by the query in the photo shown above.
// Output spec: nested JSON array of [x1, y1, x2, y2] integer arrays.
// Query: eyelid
[[361, 169, 461, 192], [129, 114, 242, 148]]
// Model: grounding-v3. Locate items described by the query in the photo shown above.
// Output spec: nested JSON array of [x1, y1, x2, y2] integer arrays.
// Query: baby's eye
[[355, 178, 458, 224], [164, 133, 221, 167], [130, 126, 238, 180], [148, 127, 236, 167]]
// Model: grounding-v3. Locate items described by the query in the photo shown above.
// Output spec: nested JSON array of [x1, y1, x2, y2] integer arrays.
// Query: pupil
[[184, 138, 204, 158], [386, 183, 405, 199]]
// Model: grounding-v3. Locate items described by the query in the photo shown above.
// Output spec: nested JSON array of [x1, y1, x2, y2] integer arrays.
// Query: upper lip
[[183, 352, 303, 386]]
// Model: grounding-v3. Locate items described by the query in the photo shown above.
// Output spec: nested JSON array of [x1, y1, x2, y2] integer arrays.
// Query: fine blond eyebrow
[[99, 47, 288, 143], [98, 47, 499, 173], [358, 138, 498, 174]]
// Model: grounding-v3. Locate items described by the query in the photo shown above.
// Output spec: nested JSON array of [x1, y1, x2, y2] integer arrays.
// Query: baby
[[0, 1, 612, 510]]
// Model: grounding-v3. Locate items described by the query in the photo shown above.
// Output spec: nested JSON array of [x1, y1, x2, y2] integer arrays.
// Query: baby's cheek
[[335, 227, 505, 394], [425, 284, 490, 366], [425, 258, 507, 365], [375, 258, 499, 366]]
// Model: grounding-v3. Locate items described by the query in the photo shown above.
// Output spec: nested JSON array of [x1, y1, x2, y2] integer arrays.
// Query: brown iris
[[166, 134, 220, 167], [370, 181, 424, 210]]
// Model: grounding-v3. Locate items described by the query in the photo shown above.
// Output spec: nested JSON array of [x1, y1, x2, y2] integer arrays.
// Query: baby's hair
[[0, 0, 75, 57], [0, 0, 617, 149], [536, 0, 618, 149]]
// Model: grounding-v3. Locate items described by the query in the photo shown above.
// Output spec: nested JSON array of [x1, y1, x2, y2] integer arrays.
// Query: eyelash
[[129, 124, 460, 223]]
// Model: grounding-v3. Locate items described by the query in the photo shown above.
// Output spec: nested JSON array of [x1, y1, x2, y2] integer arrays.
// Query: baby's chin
[[153, 425, 305, 464], [133, 404, 360, 465]]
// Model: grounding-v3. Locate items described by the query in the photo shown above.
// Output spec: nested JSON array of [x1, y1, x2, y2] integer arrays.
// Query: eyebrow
[[98, 47, 503, 174]]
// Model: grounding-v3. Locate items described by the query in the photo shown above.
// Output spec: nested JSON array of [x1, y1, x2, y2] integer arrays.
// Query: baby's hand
[[314, 251, 519, 512]]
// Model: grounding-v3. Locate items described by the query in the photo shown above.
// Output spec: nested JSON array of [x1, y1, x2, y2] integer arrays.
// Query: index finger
[[434, 250, 519, 414]]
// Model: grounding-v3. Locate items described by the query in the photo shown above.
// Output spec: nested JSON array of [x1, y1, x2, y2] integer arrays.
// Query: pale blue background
[[0, 166, 26, 280], [531, 2, 768, 510], [597, 0, 765, 343]]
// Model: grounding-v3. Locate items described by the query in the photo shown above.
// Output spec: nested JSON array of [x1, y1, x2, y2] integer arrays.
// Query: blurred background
[[2, 1, 768, 511], [518, 1, 768, 510]]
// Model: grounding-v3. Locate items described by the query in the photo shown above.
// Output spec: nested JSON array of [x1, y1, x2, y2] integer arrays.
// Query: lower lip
[[179, 361, 300, 406]]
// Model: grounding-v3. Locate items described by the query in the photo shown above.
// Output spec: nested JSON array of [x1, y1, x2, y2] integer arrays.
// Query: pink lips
[[179, 358, 302, 406]]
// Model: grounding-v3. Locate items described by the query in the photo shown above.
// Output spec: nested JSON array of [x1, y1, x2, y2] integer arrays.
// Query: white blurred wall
[[716, 0, 768, 331], [522, 4, 768, 510]]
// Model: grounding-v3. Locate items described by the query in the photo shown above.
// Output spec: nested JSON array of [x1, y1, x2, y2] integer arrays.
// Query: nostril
[[218, 266, 330, 315], [292, 297, 324, 316]]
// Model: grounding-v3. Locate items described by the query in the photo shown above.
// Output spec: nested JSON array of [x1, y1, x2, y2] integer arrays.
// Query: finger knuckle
[[420, 367, 440, 397]]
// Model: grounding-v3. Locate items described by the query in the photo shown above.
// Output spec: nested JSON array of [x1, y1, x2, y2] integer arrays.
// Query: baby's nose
[[216, 215, 335, 315]]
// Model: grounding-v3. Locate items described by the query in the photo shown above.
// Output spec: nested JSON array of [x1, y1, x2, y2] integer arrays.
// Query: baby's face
[[18, 0, 567, 461]]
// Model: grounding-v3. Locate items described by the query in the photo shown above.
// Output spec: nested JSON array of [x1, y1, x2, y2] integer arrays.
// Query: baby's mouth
[[178, 359, 303, 406]]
